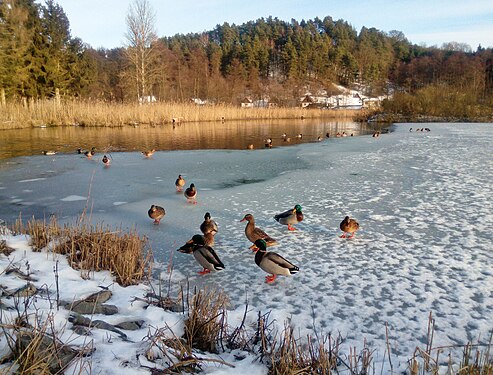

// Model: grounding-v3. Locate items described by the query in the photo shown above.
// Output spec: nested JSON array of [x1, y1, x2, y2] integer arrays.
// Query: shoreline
[[0, 100, 363, 130]]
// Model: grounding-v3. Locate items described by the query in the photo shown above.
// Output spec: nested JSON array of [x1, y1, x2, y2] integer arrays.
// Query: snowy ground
[[1, 123, 492, 373]]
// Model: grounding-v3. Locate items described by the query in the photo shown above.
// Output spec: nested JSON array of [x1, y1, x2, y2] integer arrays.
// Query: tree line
[[1, 0, 493, 111]]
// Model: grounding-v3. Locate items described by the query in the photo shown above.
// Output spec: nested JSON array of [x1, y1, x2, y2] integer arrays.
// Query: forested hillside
[[1, 0, 492, 117]]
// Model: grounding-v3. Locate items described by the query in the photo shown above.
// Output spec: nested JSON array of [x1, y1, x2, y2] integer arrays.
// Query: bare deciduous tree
[[124, 0, 159, 101]]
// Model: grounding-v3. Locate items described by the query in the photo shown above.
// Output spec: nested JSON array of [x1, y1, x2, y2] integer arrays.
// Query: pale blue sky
[[56, 0, 493, 49]]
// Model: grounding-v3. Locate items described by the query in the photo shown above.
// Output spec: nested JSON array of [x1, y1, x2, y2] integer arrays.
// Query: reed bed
[[0, 99, 361, 130], [12, 216, 153, 287]]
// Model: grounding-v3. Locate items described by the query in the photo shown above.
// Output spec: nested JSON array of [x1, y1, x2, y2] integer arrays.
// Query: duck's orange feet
[[287, 224, 296, 231], [340, 233, 347, 238], [153, 220, 160, 225], [198, 269, 210, 275], [348, 233, 355, 239], [265, 275, 276, 284]]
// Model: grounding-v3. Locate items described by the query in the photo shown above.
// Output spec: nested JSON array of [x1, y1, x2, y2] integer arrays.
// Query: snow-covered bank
[[1, 123, 492, 373]]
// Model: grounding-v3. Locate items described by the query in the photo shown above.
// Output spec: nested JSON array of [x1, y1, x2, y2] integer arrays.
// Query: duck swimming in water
[[240, 214, 277, 249], [339, 216, 360, 238], [274, 204, 303, 231], [252, 239, 299, 284], [148, 204, 165, 224], [178, 234, 225, 275]]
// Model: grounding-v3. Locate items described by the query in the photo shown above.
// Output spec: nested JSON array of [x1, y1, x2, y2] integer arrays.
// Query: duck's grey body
[[178, 235, 224, 273], [253, 239, 298, 283], [274, 205, 303, 229]]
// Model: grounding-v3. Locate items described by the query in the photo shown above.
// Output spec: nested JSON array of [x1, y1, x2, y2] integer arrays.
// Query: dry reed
[[11, 216, 153, 287], [183, 287, 229, 354], [0, 98, 361, 130]]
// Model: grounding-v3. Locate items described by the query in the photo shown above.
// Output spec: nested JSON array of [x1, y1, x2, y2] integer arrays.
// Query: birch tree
[[124, 0, 158, 101]]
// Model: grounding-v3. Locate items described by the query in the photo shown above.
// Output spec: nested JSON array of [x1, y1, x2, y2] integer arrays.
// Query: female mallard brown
[[148, 204, 165, 224], [142, 149, 155, 158], [200, 212, 218, 236], [274, 204, 303, 231], [184, 183, 197, 204], [177, 234, 224, 275], [253, 239, 299, 284], [339, 216, 359, 238], [240, 214, 277, 249], [175, 174, 186, 192]]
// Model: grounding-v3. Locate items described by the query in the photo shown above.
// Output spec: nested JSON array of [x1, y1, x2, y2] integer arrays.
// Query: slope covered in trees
[[1, 0, 492, 117]]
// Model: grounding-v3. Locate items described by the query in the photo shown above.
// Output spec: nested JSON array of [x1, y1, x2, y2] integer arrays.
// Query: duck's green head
[[254, 239, 267, 251], [294, 204, 302, 212]]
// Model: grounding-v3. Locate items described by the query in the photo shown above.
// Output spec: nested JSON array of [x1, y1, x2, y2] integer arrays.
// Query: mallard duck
[[240, 214, 277, 249], [177, 235, 224, 275], [200, 212, 218, 236], [317, 136, 323, 141], [264, 138, 273, 148], [339, 216, 360, 238], [274, 204, 303, 231], [148, 204, 165, 224], [253, 239, 299, 284], [142, 149, 155, 158], [178, 233, 215, 253], [296, 133, 303, 139], [247, 144, 254, 150], [184, 183, 197, 204], [42, 150, 56, 155], [175, 174, 186, 192], [102, 155, 110, 166], [84, 147, 96, 158]]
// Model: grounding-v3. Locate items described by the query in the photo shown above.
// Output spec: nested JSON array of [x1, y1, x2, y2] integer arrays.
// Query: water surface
[[0, 119, 385, 159]]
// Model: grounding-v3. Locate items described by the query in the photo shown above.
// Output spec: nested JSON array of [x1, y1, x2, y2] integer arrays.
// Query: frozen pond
[[0, 122, 492, 371]]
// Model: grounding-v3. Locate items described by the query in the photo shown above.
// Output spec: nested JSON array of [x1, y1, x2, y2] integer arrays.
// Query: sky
[[56, 0, 493, 50]]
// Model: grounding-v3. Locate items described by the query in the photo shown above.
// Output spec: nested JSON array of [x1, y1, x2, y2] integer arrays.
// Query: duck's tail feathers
[[289, 266, 299, 275]]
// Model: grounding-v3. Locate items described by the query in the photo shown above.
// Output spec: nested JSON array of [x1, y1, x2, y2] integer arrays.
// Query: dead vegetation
[[0, 99, 360, 130], [11, 216, 153, 286]]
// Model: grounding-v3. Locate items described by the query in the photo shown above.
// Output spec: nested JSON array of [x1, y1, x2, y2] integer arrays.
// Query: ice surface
[[0, 123, 492, 373]]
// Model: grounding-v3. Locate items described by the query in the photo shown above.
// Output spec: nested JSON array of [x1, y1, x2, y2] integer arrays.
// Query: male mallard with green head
[[339, 216, 360, 238], [200, 212, 218, 236], [102, 155, 110, 166], [184, 183, 197, 204], [274, 204, 303, 231], [240, 214, 277, 249], [84, 147, 96, 158], [177, 234, 224, 275], [175, 174, 186, 192], [252, 239, 299, 284], [148, 204, 165, 225]]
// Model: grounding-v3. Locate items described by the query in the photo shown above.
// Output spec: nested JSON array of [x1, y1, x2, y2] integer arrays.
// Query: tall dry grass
[[0, 98, 362, 130], [12, 216, 153, 287]]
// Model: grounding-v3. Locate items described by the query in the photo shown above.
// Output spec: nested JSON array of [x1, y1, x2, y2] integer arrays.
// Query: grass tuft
[[11, 216, 153, 287], [183, 287, 229, 354]]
